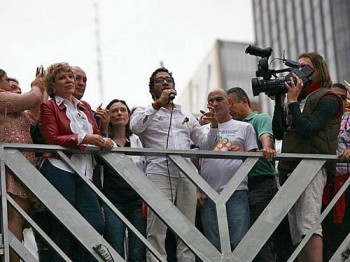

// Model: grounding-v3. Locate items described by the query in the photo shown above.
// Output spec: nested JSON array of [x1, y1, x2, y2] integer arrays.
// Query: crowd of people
[[0, 50, 349, 262]]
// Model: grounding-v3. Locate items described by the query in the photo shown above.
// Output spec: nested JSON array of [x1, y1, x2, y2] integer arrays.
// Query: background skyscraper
[[252, 0, 350, 113]]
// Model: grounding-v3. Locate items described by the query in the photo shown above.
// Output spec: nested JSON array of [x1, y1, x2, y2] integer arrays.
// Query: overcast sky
[[1, 0, 254, 109]]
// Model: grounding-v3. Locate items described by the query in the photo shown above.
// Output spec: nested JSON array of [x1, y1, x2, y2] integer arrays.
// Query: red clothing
[[323, 174, 350, 224], [298, 81, 321, 101], [40, 99, 101, 149]]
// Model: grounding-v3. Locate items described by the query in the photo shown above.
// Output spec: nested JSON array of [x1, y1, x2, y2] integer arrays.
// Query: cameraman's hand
[[286, 76, 303, 104]]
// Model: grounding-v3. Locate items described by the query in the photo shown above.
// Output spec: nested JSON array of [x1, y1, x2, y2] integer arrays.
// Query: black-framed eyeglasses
[[154, 77, 173, 84]]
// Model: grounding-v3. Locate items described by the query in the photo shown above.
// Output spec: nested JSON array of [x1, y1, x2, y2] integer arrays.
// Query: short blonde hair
[[45, 62, 74, 98]]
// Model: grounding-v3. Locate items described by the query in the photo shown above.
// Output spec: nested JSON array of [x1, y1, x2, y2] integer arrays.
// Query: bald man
[[198, 89, 258, 251]]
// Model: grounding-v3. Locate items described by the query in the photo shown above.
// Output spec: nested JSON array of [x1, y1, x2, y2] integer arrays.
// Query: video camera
[[245, 45, 314, 96]]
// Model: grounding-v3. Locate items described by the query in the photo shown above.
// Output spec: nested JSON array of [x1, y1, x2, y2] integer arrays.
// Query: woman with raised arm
[[0, 68, 45, 262]]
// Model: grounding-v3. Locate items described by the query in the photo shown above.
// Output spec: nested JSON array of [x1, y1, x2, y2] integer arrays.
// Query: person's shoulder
[[41, 98, 55, 107], [79, 100, 92, 111], [176, 105, 190, 115], [231, 119, 251, 128], [343, 111, 350, 117], [318, 90, 342, 106], [129, 134, 143, 148], [315, 88, 339, 102], [131, 106, 147, 115], [129, 133, 140, 140], [255, 112, 272, 122], [249, 111, 271, 119]]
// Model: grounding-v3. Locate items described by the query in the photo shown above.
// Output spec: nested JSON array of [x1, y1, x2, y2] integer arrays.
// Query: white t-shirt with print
[[200, 119, 258, 193]]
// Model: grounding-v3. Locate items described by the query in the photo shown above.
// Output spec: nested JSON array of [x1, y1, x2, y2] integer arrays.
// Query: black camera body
[[252, 65, 314, 96], [245, 45, 314, 96]]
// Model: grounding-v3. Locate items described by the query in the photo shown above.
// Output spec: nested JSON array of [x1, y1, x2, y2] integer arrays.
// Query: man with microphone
[[131, 67, 218, 262]]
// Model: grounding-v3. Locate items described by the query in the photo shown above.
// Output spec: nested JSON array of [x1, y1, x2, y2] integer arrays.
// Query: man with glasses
[[130, 67, 219, 262]]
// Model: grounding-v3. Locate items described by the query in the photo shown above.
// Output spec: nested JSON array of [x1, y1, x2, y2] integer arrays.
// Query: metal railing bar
[[1, 143, 341, 161], [7, 231, 37, 262], [4, 149, 123, 262], [1, 143, 348, 262], [215, 157, 260, 256], [167, 155, 219, 201], [295, 176, 350, 262], [0, 234, 3, 255], [280, 160, 327, 262], [330, 232, 350, 262], [56, 150, 165, 262], [229, 159, 325, 261], [0, 145, 10, 261], [215, 203, 230, 257], [219, 157, 259, 203], [6, 195, 71, 261], [101, 153, 222, 262], [168, 155, 234, 255]]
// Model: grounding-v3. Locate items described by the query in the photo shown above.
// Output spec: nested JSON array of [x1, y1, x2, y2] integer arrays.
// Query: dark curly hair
[[148, 67, 175, 99]]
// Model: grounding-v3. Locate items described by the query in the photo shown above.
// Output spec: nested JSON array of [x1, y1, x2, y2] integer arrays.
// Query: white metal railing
[[0, 143, 349, 261]]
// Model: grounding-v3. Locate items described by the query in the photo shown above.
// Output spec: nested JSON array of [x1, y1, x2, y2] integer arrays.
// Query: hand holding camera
[[246, 45, 314, 97], [36, 65, 45, 76], [31, 65, 45, 94], [285, 75, 304, 104]]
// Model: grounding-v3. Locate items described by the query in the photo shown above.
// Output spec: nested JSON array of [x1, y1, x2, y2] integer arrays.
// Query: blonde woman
[[39, 62, 113, 261]]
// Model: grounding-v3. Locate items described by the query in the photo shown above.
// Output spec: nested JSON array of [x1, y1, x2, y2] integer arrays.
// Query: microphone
[[168, 93, 176, 103]]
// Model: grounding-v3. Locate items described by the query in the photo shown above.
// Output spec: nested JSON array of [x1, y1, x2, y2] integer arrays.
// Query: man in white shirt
[[130, 67, 218, 262], [198, 89, 258, 251]]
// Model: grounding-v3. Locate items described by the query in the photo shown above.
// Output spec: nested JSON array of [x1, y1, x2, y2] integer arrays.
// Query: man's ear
[[242, 97, 249, 106], [228, 96, 234, 106]]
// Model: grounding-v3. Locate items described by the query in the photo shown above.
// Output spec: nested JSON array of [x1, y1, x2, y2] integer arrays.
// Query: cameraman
[[272, 52, 343, 262]]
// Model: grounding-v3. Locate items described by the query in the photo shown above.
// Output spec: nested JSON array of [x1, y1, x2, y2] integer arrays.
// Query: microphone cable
[[165, 103, 174, 203]]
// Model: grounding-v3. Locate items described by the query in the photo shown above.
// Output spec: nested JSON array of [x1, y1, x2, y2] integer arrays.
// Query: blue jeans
[[103, 201, 146, 261], [200, 190, 250, 251], [40, 160, 104, 262]]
